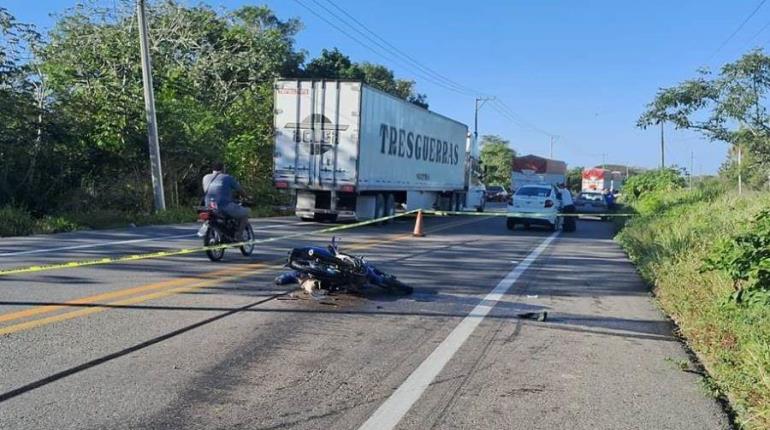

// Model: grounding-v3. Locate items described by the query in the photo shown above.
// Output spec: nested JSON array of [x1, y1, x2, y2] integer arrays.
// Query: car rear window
[[487, 186, 503, 192], [515, 187, 551, 197]]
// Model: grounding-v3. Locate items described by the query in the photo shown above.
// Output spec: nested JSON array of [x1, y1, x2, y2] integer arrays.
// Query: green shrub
[[624, 168, 686, 199], [0, 204, 282, 237], [135, 207, 197, 226], [702, 209, 770, 304], [34, 216, 80, 234], [0, 206, 35, 237]]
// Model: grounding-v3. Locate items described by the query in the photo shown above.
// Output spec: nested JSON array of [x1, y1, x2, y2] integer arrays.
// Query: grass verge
[[616, 184, 770, 429], [0, 205, 287, 237]]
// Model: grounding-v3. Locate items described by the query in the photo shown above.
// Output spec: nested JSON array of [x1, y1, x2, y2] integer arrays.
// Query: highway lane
[[0, 215, 728, 429]]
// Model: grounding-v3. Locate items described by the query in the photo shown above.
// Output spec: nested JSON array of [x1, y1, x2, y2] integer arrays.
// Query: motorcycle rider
[[202, 161, 250, 240]]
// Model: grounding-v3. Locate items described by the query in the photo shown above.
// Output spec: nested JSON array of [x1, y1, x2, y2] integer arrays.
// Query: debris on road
[[516, 311, 548, 322]]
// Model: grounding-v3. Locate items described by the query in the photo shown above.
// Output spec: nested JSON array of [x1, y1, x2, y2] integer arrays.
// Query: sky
[[7, 0, 768, 174]]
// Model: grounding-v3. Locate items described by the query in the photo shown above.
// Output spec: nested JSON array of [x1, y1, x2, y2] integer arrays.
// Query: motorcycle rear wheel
[[204, 228, 225, 261], [240, 224, 255, 256]]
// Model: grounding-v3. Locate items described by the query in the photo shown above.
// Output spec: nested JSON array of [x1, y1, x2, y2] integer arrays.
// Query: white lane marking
[[358, 231, 559, 430], [0, 221, 307, 257]]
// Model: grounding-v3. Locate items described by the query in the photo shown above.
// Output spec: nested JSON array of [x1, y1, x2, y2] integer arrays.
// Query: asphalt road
[[0, 212, 729, 429]]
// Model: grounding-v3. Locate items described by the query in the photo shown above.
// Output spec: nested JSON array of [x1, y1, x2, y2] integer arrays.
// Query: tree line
[[639, 49, 770, 189], [0, 1, 428, 216]]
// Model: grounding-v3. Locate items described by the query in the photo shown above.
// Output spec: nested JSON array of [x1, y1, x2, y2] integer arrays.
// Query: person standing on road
[[202, 161, 250, 239], [559, 183, 576, 232], [603, 188, 616, 211]]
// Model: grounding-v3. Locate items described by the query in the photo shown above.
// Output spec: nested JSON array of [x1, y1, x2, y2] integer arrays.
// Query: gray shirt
[[203, 171, 243, 207]]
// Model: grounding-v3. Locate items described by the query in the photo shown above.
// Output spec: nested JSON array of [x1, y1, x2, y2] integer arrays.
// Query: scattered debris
[[517, 311, 548, 322]]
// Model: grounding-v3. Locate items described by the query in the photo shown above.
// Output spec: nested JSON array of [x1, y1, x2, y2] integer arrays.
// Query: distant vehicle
[[574, 191, 609, 220], [581, 168, 611, 192], [273, 79, 482, 222], [511, 155, 567, 192], [485, 185, 507, 202], [506, 184, 563, 231]]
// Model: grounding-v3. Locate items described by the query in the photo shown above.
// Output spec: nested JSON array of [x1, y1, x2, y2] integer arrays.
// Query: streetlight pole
[[660, 121, 665, 169], [474, 96, 495, 152], [737, 144, 743, 195], [137, 0, 166, 211], [689, 150, 694, 189], [549, 136, 555, 159]]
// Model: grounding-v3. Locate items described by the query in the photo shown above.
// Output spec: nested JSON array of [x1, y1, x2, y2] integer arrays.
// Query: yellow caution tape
[[0, 210, 418, 277], [423, 210, 635, 217], [0, 207, 634, 277]]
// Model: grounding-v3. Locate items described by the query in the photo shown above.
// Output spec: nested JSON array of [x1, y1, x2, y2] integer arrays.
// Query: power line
[[295, 0, 565, 150], [292, 0, 476, 96], [318, 0, 482, 96], [740, 17, 770, 50], [490, 99, 557, 137], [706, 0, 767, 63]]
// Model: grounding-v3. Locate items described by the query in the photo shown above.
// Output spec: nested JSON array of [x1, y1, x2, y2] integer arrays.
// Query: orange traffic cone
[[413, 210, 426, 237]]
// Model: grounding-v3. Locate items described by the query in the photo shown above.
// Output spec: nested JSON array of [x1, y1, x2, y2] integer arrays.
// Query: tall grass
[[616, 183, 770, 429]]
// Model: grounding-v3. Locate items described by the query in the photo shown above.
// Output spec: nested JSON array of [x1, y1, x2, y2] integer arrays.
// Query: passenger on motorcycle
[[202, 161, 250, 240]]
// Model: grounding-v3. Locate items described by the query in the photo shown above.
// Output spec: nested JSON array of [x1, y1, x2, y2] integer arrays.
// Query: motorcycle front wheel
[[240, 224, 255, 256], [204, 227, 225, 261]]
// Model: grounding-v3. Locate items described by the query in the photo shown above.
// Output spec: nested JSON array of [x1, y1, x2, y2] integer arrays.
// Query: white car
[[506, 184, 563, 231]]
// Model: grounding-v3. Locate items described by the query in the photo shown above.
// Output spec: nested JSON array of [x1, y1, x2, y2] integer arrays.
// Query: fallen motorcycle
[[275, 237, 413, 295]]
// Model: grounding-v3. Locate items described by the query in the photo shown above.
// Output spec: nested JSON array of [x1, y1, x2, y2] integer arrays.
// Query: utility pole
[[601, 153, 607, 169], [660, 121, 665, 169], [549, 136, 555, 159], [689, 150, 694, 189], [737, 144, 743, 195], [474, 96, 495, 151], [137, 0, 166, 211]]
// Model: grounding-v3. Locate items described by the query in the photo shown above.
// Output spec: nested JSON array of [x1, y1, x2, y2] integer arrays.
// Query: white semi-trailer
[[273, 79, 482, 221]]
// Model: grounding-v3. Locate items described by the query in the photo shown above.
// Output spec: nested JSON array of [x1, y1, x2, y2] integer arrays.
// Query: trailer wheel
[[374, 193, 385, 224], [452, 193, 462, 212], [383, 193, 395, 224]]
